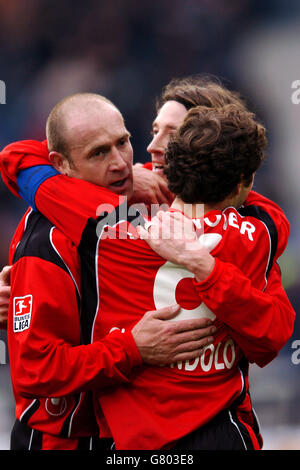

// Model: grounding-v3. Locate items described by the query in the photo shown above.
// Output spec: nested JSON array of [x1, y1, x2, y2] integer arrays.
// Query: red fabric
[[41, 434, 81, 450], [0, 140, 49, 197], [8, 214, 141, 439], [90, 205, 294, 449], [142, 161, 153, 171], [194, 260, 294, 367], [0, 141, 295, 449], [244, 190, 290, 257]]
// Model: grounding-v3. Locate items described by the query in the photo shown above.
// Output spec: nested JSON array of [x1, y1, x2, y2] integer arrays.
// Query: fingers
[[174, 337, 214, 355], [136, 220, 158, 240], [0, 285, 11, 317], [171, 316, 215, 334], [0, 268, 11, 329], [0, 310, 8, 329], [149, 304, 181, 320], [0, 266, 11, 286], [170, 349, 206, 364], [156, 180, 173, 205], [132, 165, 173, 206], [146, 306, 215, 332], [173, 324, 216, 345], [167, 332, 216, 364], [150, 211, 197, 241], [160, 334, 215, 365], [153, 188, 172, 206], [136, 225, 149, 240], [0, 285, 11, 298], [132, 305, 217, 366]]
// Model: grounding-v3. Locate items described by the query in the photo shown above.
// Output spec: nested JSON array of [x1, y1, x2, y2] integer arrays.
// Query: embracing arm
[[9, 242, 142, 398], [193, 259, 295, 367], [138, 210, 295, 367], [0, 141, 172, 245]]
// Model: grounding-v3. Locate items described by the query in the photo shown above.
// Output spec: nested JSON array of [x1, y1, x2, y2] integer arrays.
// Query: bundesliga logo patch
[[13, 295, 32, 333]]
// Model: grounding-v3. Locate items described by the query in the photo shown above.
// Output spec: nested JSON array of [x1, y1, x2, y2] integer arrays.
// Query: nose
[[110, 147, 127, 171], [147, 133, 164, 155]]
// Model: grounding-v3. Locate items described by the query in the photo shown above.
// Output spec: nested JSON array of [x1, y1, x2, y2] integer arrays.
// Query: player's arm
[[0, 141, 172, 245], [11, 256, 215, 399], [10, 248, 143, 399], [9, 214, 215, 400], [138, 210, 295, 367], [0, 140, 128, 247], [193, 259, 295, 367], [0, 140, 51, 197]]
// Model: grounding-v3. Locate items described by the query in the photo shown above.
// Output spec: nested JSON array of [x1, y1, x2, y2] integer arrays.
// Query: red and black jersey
[[0, 140, 295, 449], [8, 208, 141, 442], [9, 209, 97, 439], [85, 203, 288, 449], [0, 141, 293, 365]]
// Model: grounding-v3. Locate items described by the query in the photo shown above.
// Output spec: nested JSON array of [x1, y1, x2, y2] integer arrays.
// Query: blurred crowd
[[0, 0, 299, 449]]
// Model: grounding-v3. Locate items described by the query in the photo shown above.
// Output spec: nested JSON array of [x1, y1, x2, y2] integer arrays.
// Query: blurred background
[[0, 0, 299, 450]]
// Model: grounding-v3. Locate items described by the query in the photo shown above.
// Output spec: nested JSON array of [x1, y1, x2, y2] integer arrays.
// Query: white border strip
[[228, 410, 248, 450]]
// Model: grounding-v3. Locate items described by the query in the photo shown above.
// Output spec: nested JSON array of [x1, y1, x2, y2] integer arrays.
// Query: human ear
[[48, 151, 71, 175]]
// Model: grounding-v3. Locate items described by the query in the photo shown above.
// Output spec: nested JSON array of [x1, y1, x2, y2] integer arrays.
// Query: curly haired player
[[0, 93, 295, 449]]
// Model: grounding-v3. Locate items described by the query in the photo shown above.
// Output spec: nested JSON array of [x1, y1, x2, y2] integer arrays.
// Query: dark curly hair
[[164, 104, 267, 204]]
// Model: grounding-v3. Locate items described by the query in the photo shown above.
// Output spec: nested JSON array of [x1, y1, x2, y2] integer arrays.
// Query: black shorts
[[10, 419, 108, 451], [171, 408, 257, 451]]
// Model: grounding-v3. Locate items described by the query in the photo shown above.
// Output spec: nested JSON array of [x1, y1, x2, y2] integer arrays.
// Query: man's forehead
[[65, 99, 120, 123], [65, 101, 126, 147], [152, 101, 187, 129]]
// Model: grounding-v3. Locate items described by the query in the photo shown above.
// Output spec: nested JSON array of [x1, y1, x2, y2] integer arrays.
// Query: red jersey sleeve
[[10, 260, 141, 399], [9, 223, 141, 399], [0, 139, 125, 247], [194, 259, 295, 367], [0, 140, 50, 197], [35, 175, 126, 247]]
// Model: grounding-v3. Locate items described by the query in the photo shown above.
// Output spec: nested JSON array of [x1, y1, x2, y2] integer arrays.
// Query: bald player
[[5, 94, 215, 450]]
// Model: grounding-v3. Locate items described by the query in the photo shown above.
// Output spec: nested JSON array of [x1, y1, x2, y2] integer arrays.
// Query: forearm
[[10, 256, 142, 399], [177, 245, 215, 282], [15, 329, 142, 398]]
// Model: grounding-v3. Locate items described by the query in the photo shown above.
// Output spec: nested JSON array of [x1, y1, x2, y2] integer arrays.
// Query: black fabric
[[59, 394, 81, 439], [238, 204, 278, 277], [78, 201, 144, 345], [171, 408, 255, 450], [11, 419, 43, 450], [10, 419, 105, 451], [13, 210, 80, 309], [19, 399, 40, 425]]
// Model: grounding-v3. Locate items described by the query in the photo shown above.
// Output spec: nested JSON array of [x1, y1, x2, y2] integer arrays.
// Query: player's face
[[65, 102, 134, 200], [147, 100, 187, 179]]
